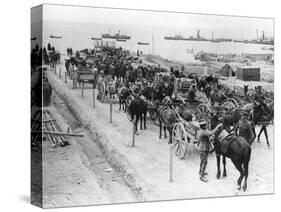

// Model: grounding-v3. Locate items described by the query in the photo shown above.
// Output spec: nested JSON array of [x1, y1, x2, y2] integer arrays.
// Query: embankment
[[46, 71, 155, 201]]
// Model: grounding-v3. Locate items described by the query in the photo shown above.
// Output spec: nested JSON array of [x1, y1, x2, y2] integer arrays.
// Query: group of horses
[[63, 46, 274, 192]]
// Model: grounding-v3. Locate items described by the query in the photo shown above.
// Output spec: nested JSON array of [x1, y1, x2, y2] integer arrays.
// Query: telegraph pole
[[152, 34, 155, 56]]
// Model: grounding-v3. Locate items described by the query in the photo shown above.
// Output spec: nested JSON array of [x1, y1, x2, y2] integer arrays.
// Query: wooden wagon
[[171, 107, 203, 159], [74, 66, 98, 90]]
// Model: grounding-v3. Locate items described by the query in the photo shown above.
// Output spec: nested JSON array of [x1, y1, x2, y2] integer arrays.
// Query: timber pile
[[31, 110, 42, 148], [31, 109, 83, 148], [42, 109, 70, 147]]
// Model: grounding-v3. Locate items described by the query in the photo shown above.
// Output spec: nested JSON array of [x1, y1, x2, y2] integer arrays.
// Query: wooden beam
[[31, 131, 84, 137]]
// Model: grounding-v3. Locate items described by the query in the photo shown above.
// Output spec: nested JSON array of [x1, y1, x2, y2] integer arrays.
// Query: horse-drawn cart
[[172, 118, 201, 159]]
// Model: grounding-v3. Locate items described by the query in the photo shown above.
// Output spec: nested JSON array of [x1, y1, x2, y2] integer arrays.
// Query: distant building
[[220, 64, 235, 77], [241, 53, 273, 62], [236, 67, 260, 81]]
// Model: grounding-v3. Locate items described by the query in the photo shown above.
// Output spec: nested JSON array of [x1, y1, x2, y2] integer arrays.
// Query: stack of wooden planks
[[31, 109, 83, 148]]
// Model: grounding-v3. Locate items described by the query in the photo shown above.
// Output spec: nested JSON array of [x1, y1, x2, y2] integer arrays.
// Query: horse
[[118, 85, 131, 111], [156, 97, 177, 144], [212, 124, 252, 191], [249, 102, 273, 147], [244, 85, 249, 97], [127, 96, 148, 135]]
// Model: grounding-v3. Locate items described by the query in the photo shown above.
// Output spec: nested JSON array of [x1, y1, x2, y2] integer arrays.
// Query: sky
[[42, 4, 274, 40]]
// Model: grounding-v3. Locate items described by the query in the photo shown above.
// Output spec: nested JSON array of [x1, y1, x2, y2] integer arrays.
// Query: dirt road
[[42, 94, 137, 208]]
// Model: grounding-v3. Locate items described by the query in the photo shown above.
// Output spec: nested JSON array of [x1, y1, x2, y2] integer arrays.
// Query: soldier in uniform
[[132, 81, 143, 99], [234, 111, 254, 145], [197, 121, 222, 182], [254, 85, 264, 104]]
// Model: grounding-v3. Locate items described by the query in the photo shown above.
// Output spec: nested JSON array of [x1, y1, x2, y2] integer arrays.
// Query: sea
[[32, 21, 274, 64]]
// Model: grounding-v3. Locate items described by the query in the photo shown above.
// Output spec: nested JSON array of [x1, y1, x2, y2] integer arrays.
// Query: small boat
[[91, 37, 102, 40], [31, 37, 37, 41], [186, 48, 194, 53], [50, 35, 62, 39], [137, 42, 149, 45], [116, 39, 127, 42]]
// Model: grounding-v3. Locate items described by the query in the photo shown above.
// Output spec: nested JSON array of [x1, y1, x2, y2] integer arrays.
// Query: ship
[[102, 30, 131, 40], [116, 39, 127, 42], [91, 37, 102, 40], [137, 42, 149, 45], [164, 30, 208, 41], [211, 38, 233, 43], [233, 30, 274, 45], [50, 35, 62, 39]]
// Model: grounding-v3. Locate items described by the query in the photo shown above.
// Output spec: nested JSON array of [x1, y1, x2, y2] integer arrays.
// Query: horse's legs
[[159, 119, 162, 139], [263, 125, 270, 147], [216, 154, 221, 179], [144, 111, 147, 130], [257, 125, 264, 143], [122, 100, 125, 111], [242, 161, 249, 191], [252, 126, 256, 142], [135, 116, 139, 135], [222, 155, 227, 177], [140, 115, 143, 130], [119, 98, 121, 111], [168, 127, 173, 144], [164, 126, 167, 138], [232, 160, 244, 190]]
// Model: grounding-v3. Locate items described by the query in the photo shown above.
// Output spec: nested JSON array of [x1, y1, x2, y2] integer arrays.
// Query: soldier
[[254, 85, 264, 104], [187, 85, 197, 102], [132, 81, 143, 99], [235, 111, 254, 145], [197, 121, 221, 182]]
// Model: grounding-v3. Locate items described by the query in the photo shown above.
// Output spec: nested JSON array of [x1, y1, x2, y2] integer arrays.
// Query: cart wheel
[[172, 123, 187, 159], [225, 98, 238, 108], [222, 101, 236, 114], [196, 103, 211, 121]]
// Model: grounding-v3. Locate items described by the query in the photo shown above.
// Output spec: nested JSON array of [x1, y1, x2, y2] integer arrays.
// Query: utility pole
[[152, 34, 155, 56]]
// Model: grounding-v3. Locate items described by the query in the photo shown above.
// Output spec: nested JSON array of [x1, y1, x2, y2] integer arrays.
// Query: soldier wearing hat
[[234, 110, 254, 145], [132, 81, 143, 98], [254, 85, 264, 104], [197, 121, 222, 182]]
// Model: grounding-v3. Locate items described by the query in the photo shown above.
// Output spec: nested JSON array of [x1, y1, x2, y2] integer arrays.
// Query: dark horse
[[249, 102, 273, 147], [118, 85, 131, 111], [212, 125, 252, 191], [156, 97, 177, 144], [128, 96, 148, 135]]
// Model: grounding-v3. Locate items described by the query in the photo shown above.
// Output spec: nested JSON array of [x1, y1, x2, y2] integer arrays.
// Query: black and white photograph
[[30, 3, 274, 208]]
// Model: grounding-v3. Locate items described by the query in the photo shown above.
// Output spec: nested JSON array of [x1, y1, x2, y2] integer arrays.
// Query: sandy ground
[[42, 101, 136, 208], [44, 63, 274, 205]]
